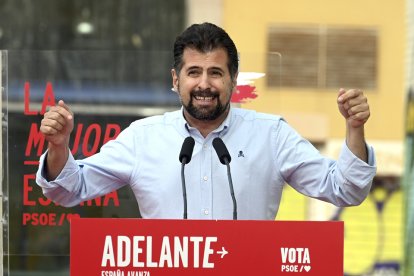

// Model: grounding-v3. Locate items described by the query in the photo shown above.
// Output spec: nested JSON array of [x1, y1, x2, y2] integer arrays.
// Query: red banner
[[71, 218, 343, 275]]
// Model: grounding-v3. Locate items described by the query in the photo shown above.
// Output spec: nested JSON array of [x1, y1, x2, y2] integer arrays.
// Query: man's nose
[[197, 72, 211, 90]]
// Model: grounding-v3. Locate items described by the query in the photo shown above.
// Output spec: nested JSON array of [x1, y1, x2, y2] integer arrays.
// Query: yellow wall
[[221, 1, 405, 273], [223, 0, 406, 141]]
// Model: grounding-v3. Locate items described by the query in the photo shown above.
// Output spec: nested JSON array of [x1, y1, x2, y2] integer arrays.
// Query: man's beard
[[182, 89, 231, 121]]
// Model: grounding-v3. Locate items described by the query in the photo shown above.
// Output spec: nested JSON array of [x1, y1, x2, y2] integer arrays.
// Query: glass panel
[[2, 50, 9, 276], [3, 50, 181, 275]]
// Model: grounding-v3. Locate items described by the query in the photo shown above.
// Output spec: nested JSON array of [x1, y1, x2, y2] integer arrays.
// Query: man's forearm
[[346, 125, 368, 163], [45, 143, 70, 181]]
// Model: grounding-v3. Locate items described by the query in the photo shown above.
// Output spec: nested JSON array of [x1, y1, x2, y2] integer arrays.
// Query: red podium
[[71, 218, 343, 275]]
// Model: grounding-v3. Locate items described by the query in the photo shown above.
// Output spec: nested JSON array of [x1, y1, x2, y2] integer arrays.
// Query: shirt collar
[[178, 106, 232, 137]]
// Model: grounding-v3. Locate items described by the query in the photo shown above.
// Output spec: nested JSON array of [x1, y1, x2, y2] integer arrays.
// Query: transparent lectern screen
[[2, 49, 180, 275]]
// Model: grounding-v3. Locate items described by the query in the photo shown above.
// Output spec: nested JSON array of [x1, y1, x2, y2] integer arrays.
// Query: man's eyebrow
[[186, 65, 201, 71], [209, 66, 225, 72]]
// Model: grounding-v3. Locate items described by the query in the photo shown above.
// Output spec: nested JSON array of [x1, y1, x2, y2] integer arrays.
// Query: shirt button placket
[[200, 142, 212, 218]]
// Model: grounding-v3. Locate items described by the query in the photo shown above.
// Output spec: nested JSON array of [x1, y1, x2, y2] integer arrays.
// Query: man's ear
[[171, 69, 179, 92]]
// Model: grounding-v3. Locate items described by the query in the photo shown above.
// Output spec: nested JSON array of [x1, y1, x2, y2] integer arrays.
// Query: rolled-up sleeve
[[36, 151, 85, 207], [334, 142, 377, 205]]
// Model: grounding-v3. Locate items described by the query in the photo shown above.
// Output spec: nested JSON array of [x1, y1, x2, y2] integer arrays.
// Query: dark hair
[[173, 22, 239, 80]]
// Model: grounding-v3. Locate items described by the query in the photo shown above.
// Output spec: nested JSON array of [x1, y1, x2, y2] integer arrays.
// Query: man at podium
[[36, 22, 376, 220]]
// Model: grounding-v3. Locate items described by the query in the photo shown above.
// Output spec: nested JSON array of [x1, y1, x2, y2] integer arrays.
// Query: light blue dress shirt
[[36, 107, 376, 220]]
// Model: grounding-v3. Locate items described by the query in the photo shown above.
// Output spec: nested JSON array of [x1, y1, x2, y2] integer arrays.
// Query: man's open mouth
[[194, 95, 215, 101]]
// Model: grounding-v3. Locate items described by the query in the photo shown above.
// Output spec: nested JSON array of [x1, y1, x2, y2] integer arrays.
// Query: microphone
[[179, 136, 195, 219], [212, 137, 237, 220]]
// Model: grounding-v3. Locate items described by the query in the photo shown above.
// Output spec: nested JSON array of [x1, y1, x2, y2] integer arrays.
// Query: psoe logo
[[280, 247, 311, 273]]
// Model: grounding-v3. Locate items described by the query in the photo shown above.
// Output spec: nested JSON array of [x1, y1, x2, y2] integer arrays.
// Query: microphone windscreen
[[212, 137, 231, 164], [179, 136, 195, 164]]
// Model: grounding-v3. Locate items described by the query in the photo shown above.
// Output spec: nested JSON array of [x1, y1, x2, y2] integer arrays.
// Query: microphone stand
[[223, 157, 237, 220], [179, 136, 195, 220], [181, 158, 188, 219]]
